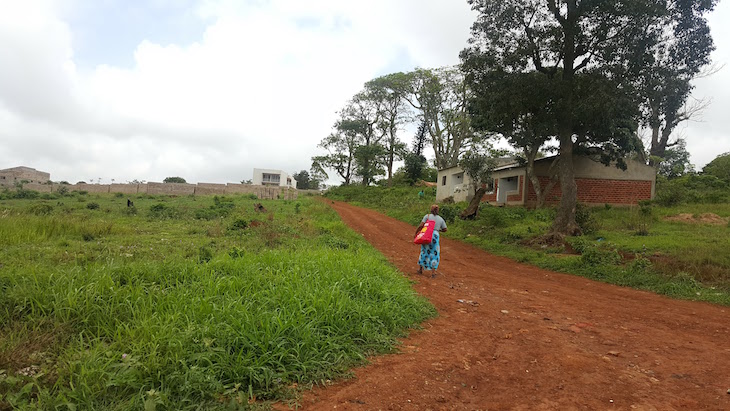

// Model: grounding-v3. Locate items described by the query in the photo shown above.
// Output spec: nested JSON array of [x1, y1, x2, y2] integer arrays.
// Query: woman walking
[[415, 204, 447, 277]]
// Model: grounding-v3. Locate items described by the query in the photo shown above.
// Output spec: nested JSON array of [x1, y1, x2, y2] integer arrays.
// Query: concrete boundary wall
[[12, 182, 297, 200]]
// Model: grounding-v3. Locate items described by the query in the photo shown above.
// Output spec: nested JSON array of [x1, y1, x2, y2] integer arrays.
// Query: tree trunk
[[551, 10, 581, 236], [459, 186, 487, 220], [530, 156, 559, 209], [552, 135, 581, 235], [648, 124, 673, 167]]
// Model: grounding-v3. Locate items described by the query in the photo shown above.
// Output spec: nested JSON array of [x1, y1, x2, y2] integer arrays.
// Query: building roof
[[438, 157, 517, 173], [492, 155, 558, 172]]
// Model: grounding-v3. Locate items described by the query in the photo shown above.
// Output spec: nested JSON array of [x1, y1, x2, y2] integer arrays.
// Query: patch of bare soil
[[664, 212, 729, 225], [519, 232, 579, 255], [274, 201, 730, 411]]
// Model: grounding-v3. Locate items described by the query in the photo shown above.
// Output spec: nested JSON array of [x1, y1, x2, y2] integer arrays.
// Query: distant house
[[0, 166, 51, 187], [437, 155, 656, 206], [252, 168, 297, 188], [436, 158, 514, 203]]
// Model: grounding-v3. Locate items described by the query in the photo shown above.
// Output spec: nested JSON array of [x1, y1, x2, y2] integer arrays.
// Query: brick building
[[437, 155, 655, 207], [0, 166, 51, 187]]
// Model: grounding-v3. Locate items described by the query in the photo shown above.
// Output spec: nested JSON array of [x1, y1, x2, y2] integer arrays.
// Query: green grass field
[[325, 184, 730, 305], [0, 192, 435, 410]]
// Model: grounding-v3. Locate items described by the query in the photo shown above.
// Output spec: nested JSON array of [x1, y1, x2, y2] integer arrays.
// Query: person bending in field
[[415, 204, 447, 278]]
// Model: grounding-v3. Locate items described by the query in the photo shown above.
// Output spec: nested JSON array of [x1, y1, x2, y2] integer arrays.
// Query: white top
[[422, 214, 447, 232]]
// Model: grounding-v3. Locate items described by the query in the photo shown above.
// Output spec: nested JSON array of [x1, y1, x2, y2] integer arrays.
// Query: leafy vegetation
[[0, 194, 434, 410], [325, 184, 730, 305]]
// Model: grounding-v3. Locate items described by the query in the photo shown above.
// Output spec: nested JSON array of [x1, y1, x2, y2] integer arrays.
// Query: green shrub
[[575, 203, 599, 234], [228, 246, 244, 258], [581, 245, 621, 266], [321, 234, 350, 249], [438, 203, 462, 223], [569, 237, 591, 254], [11, 188, 39, 199], [195, 197, 235, 220], [149, 203, 179, 219], [628, 256, 652, 272], [28, 203, 54, 215], [228, 218, 248, 231], [479, 206, 510, 228], [198, 246, 213, 263], [86, 202, 100, 210]]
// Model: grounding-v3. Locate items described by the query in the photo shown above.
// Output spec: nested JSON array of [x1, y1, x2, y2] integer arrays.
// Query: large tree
[[365, 75, 410, 186], [634, 1, 716, 166], [292, 170, 323, 189], [702, 152, 730, 182], [458, 146, 498, 219], [389, 67, 484, 169], [341, 93, 385, 186], [313, 93, 387, 187], [403, 119, 430, 185], [462, 0, 715, 235], [466, 69, 559, 207], [657, 139, 694, 179], [311, 127, 358, 186]]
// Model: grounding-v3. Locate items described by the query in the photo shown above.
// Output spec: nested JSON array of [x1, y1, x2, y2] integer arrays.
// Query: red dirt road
[[278, 201, 730, 410]]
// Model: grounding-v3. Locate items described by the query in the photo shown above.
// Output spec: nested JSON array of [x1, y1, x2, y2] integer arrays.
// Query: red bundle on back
[[414, 220, 436, 245]]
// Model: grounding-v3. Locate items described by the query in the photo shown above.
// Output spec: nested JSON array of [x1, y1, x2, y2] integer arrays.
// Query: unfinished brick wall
[[195, 183, 227, 195], [526, 177, 652, 206], [15, 182, 297, 200]]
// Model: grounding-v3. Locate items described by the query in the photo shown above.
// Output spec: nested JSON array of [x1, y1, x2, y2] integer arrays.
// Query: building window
[[442, 176, 446, 186], [485, 178, 495, 194], [262, 173, 281, 185]]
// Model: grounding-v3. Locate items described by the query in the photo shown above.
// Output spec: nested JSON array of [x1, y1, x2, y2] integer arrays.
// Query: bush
[[321, 234, 350, 249], [28, 203, 54, 215], [655, 174, 730, 205], [581, 245, 621, 266], [149, 203, 179, 219], [228, 246, 244, 258], [575, 203, 599, 234], [11, 188, 39, 199], [86, 202, 100, 210], [438, 204, 462, 223], [195, 197, 235, 220], [198, 246, 213, 263], [228, 218, 248, 231]]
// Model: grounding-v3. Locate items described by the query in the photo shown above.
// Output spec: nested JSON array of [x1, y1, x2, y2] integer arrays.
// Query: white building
[[252, 168, 297, 188]]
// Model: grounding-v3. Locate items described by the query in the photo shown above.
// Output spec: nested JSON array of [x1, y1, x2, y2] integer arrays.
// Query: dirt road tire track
[[277, 201, 730, 410]]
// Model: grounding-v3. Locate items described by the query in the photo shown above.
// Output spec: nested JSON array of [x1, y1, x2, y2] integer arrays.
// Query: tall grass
[[0, 195, 434, 410]]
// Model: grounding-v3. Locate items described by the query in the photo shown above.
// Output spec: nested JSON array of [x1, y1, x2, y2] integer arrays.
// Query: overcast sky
[[1, 1, 728, 184]]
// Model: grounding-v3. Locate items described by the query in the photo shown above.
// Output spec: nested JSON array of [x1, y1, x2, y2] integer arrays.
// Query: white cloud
[[0, 0, 477, 183], [0, 0, 726, 184]]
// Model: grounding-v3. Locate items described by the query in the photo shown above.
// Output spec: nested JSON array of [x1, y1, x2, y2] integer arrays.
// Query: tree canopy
[[292, 170, 322, 190], [163, 177, 187, 184], [702, 152, 730, 182], [462, 0, 716, 235]]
